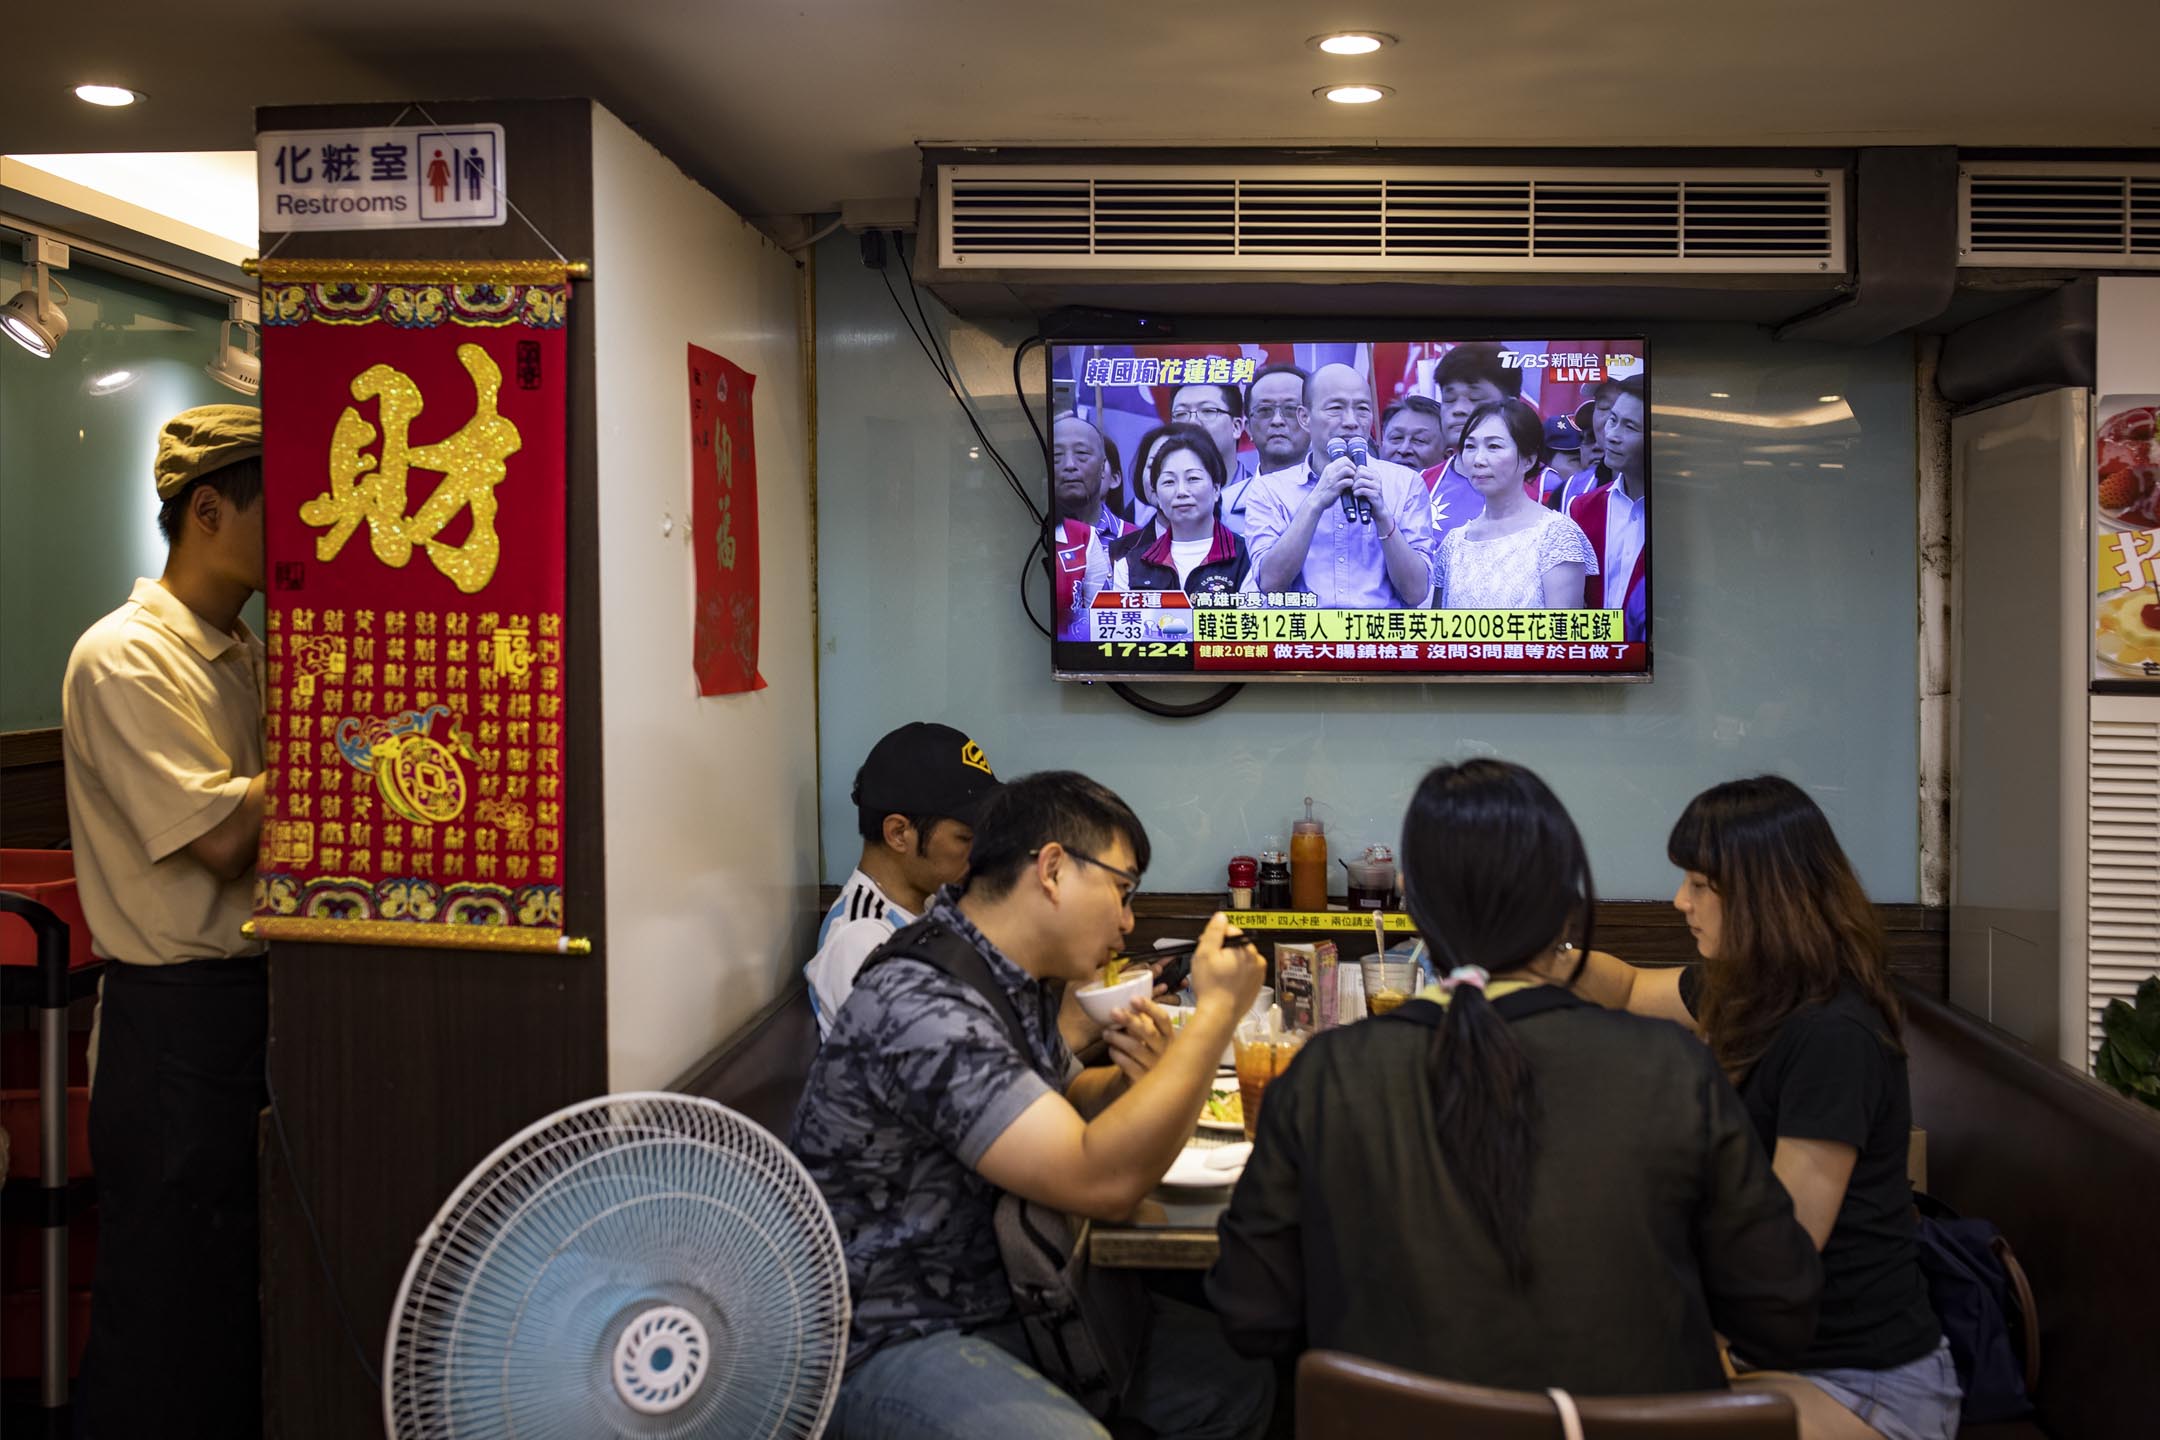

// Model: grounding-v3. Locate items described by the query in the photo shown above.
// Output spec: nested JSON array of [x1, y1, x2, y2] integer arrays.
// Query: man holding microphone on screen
[[1243, 362, 1435, 607]]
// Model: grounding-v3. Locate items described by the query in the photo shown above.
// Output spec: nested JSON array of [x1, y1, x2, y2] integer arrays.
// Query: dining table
[[1088, 1088, 1932, 1273], [1090, 1072, 1248, 1271]]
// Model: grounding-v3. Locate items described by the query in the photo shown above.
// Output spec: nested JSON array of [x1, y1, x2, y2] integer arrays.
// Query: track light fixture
[[2, 239, 72, 359], [206, 296, 261, 396]]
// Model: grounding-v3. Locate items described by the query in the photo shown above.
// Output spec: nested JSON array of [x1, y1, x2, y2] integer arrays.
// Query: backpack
[[1911, 1192, 2038, 1423], [860, 920, 1151, 1418]]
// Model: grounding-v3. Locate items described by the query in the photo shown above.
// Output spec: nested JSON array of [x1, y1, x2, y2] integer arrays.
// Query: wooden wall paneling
[[0, 728, 68, 849], [254, 98, 606, 1440], [816, 889, 1951, 999]]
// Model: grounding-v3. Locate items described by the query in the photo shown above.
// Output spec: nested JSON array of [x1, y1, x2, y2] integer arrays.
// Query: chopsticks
[[1115, 934, 1261, 963]]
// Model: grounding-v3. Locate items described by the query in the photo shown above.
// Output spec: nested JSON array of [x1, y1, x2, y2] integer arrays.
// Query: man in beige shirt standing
[[63, 404, 268, 1438]]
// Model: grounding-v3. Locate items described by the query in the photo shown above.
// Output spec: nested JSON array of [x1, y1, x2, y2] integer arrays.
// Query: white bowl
[[1074, 971, 1153, 1026]]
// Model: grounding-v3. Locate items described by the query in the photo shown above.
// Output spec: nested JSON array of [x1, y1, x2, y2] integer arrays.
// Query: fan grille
[[385, 1093, 849, 1440]]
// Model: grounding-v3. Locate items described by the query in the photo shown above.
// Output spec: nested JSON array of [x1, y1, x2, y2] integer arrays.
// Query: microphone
[[1326, 437, 1359, 524], [1346, 437, 1374, 524]]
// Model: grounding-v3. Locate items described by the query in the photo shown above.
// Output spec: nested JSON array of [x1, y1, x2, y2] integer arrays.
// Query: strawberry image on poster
[[2097, 403, 2160, 527]]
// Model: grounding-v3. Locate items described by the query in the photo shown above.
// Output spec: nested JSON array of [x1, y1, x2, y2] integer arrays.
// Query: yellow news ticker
[[1222, 911, 1416, 932], [1187, 608, 1622, 645]]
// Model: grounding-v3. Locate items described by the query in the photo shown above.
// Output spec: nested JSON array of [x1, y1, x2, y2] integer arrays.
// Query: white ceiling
[[8, 153, 257, 250], [6, 0, 2156, 222]]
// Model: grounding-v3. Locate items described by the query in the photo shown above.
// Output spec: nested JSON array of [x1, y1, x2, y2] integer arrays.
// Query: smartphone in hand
[[1151, 951, 1194, 994]]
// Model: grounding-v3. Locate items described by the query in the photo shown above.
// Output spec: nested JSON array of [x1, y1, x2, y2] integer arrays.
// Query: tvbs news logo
[[1498, 351, 1643, 383]]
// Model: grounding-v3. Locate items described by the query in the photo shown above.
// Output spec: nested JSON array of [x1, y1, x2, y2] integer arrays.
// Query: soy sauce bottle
[[1255, 839, 1293, 911]]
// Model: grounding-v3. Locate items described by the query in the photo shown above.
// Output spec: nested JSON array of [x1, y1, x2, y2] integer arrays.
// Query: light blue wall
[[1, 256, 263, 731], [812, 236, 1920, 902]]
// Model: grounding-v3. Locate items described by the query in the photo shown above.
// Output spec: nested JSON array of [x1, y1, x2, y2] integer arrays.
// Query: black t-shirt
[[1681, 970, 1939, 1370]]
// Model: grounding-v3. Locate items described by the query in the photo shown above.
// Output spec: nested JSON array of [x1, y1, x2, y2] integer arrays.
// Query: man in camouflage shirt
[[793, 771, 1272, 1439]]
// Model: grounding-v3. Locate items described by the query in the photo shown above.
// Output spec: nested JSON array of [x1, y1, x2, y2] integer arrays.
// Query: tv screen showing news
[[1047, 337, 1649, 682]]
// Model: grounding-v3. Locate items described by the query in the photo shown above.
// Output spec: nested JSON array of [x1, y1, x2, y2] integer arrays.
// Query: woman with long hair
[[1572, 776, 1960, 1440], [1207, 760, 1821, 1395], [1430, 400, 1598, 610]]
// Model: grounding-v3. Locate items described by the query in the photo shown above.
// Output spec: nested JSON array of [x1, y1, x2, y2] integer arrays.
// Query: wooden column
[[252, 98, 607, 1438]]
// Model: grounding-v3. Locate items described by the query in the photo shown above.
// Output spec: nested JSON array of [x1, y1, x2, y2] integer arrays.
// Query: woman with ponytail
[[1572, 777, 1960, 1440], [1207, 760, 1821, 1395]]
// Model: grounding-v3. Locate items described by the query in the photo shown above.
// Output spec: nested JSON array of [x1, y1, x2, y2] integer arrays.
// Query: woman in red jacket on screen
[[1571, 776, 1961, 1440], [1117, 431, 1252, 597]]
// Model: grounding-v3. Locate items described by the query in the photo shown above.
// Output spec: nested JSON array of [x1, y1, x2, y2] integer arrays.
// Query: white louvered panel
[[943, 177, 1091, 254], [1091, 179, 1237, 254], [2086, 712, 2160, 1059], [938, 165, 1844, 274], [1960, 162, 2160, 269], [1383, 180, 1531, 257], [1237, 177, 1384, 256]]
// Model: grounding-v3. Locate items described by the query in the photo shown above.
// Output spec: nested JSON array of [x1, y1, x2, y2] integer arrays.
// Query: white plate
[[1197, 1081, 1245, 1133], [1160, 1143, 1248, 1189]]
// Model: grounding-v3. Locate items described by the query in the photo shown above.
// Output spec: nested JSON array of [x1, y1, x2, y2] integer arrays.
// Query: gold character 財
[[305, 343, 523, 594]]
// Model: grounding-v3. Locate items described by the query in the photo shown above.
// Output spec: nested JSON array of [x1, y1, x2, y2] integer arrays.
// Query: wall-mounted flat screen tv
[[1047, 337, 1649, 683]]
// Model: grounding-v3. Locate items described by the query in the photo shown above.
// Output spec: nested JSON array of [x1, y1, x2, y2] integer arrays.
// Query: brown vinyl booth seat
[[1296, 1351, 1797, 1439], [1901, 985, 2160, 1440], [670, 979, 820, 1140]]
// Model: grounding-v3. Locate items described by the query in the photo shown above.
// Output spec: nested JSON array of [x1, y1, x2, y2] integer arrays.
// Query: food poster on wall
[[2094, 395, 2160, 685], [251, 260, 572, 952], [689, 344, 765, 695]]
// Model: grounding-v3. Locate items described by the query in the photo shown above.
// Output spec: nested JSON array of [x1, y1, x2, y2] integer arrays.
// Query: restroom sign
[[258, 124, 507, 232]]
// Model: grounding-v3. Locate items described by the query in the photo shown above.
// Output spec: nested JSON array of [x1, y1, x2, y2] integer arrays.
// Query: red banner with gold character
[[251, 260, 572, 953]]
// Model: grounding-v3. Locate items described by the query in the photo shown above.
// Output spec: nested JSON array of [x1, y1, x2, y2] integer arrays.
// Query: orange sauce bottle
[[1289, 797, 1328, 912]]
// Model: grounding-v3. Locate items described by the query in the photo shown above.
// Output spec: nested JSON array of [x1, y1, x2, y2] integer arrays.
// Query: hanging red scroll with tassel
[[251, 259, 572, 953], [689, 344, 765, 695]]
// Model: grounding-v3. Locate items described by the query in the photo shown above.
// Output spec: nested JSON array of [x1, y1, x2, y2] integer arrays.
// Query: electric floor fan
[[384, 1093, 849, 1438]]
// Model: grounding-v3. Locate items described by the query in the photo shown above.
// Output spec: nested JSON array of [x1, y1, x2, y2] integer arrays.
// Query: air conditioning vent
[[2086, 709, 2160, 1061], [938, 165, 1843, 274], [1960, 162, 2160, 269]]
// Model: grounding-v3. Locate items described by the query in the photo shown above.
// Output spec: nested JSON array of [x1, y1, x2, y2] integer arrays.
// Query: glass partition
[[0, 241, 262, 731]]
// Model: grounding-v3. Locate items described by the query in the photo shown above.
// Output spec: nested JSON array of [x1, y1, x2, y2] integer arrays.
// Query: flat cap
[[154, 404, 263, 499]]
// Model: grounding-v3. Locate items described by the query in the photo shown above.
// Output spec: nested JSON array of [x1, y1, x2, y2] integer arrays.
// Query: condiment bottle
[[1290, 797, 1329, 912], [1255, 840, 1293, 911], [1346, 844, 1395, 911], [1227, 855, 1257, 910]]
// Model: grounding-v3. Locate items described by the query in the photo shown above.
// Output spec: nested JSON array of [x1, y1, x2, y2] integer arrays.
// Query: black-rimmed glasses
[[1031, 846, 1141, 905]]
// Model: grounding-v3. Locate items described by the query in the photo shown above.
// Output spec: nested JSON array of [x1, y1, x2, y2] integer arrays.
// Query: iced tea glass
[[1360, 958, 1418, 1017], [1233, 1022, 1305, 1140]]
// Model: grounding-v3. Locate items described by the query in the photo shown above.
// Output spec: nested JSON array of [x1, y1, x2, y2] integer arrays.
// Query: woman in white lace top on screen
[[1431, 400, 1598, 609]]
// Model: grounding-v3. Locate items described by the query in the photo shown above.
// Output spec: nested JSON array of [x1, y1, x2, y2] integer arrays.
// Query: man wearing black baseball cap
[[806, 722, 1001, 1036]]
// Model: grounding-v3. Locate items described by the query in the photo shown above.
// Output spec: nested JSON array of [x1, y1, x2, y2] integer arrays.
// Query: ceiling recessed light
[[1317, 84, 1392, 104], [1818, 394, 1842, 403], [74, 84, 144, 107], [1309, 32, 1395, 56], [1709, 391, 1731, 399]]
